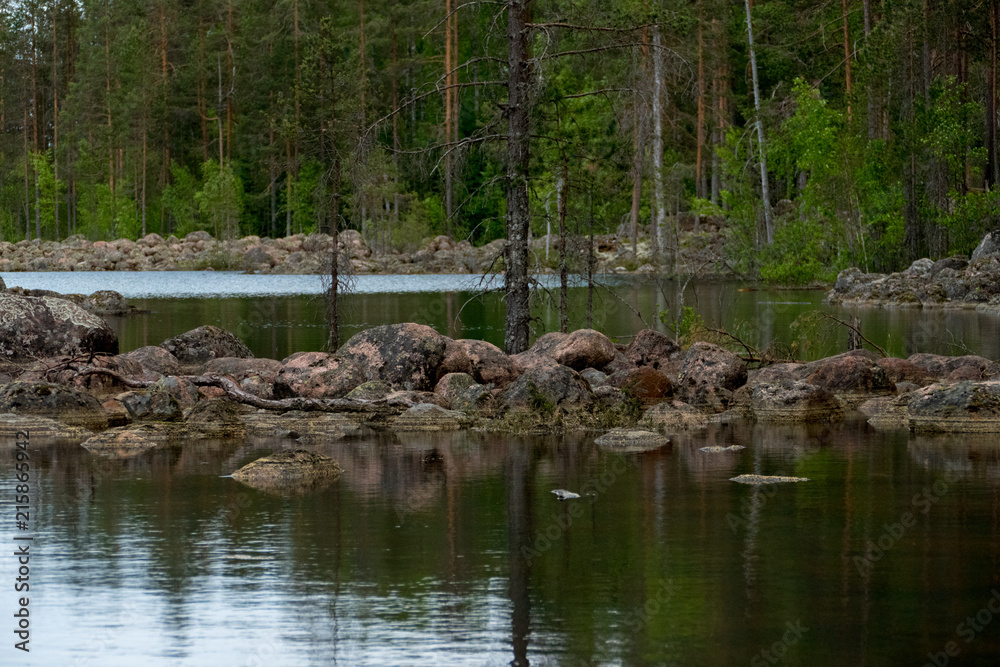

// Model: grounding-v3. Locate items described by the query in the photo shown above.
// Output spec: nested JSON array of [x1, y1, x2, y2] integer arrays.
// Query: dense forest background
[[0, 0, 997, 282]]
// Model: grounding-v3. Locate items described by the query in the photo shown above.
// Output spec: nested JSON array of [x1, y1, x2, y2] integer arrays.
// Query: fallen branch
[[73, 366, 403, 415]]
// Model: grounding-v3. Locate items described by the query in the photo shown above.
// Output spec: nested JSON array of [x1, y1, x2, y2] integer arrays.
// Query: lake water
[[2, 271, 1000, 665], [2, 423, 1000, 666], [4, 271, 1000, 361]]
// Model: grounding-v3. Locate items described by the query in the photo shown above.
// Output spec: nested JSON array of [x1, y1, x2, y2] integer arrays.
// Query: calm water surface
[[4, 271, 1000, 361], [2, 272, 1000, 665], [2, 424, 999, 665]]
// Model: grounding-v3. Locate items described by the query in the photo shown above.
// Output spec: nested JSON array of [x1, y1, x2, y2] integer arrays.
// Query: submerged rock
[[81, 424, 173, 458], [594, 428, 669, 451], [699, 445, 745, 453], [730, 474, 809, 484], [231, 449, 343, 494]]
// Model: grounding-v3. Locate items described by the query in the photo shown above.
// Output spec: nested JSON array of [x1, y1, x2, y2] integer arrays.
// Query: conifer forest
[[0, 0, 997, 284]]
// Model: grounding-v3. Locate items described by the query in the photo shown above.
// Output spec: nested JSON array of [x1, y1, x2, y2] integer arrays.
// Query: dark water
[[2, 423, 1000, 666], [4, 270, 995, 360]]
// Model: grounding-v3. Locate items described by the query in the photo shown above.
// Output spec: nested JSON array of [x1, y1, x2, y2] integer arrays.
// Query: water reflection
[[3, 422, 1000, 665]]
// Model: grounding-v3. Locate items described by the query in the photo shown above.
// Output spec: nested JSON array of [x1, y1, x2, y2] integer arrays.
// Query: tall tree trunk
[[444, 0, 454, 231], [988, 0, 999, 189], [744, 0, 774, 244], [843, 0, 853, 120], [52, 0, 59, 241], [652, 21, 667, 266], [160, 1, 170, 234], [630, 119, 642, 256], [696, 0, 706, 199], [504, 0, 531, 354], [558, 152, 568, 333]]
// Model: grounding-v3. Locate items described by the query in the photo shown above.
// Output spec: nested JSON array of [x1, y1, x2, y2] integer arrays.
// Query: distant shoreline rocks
[[0, 226, 732, 277]]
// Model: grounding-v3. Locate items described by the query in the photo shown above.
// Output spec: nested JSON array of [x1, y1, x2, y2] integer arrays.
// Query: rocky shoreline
[[3, 283, 999, 485], [0, 224, 729, 276], [828, 231, 1000, 311]]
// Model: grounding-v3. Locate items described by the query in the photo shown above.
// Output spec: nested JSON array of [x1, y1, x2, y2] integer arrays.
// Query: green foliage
[[195, 161, 243, 240], [162, 163, 201, 236]]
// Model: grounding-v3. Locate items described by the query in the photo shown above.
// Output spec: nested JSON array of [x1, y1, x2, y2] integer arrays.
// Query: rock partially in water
[[0, 412, 90, 441], [161, 325, 253, 367], [594, 428, 669, 451], [231, 449, 343, 494], [551, 489, 581, 500], [390, 403, 469, 431], [860, 394, 913, 430], [0, 292, 118, 360], [185, 398, 251, 437], [640, 400, 710, 431], [82, 290, 136, 316], [730, 474, 809, 484], [81, 424, 173, 458], [804, 351, 895, 408], [907, 353, 1000, 382], [337, 323, 448, 391], [243, 410, 360, 442], [0, 381, 108, 429], [749, 380, 844, 422], [699, 445, 745, 453], [908, 381, 1000, 432]]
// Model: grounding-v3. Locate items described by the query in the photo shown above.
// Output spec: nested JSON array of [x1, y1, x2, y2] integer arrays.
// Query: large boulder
[[972, 231, 1000, 261], [336, 323, 448, 391], [0, 381, 108, 429], [550, 329, 617, 370], [676, 342, 747, 412], [273, 352, 364, 399], [81, 424, 172, 458], [625, 329, 681, 370], [81, 290, 134, 316], [120, 391, 183, 422], [876, 357, 933, 387], [434, 372, 490, 412], [160, 325, 253, 365], [0, 292, 118, 360], [501, 364, 594, 411], [124, 346, 182, 376], [232, 449, 343, 495], [907, 381, 1000, 432], [749, 380, 844, 422], [607, 366, 674, 405], [438, 338, 518, 386], [804, 351, 896, 407], [906, 353, 1000, 382]]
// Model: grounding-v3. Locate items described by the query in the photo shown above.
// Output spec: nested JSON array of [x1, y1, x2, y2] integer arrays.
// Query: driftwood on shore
[[74, 366, 401, 416]]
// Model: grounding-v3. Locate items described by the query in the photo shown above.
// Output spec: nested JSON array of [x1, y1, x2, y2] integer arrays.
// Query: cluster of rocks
[[828, 231, 1000, 310], [5, 284, 1000, 482], [0, 226, 732, 276]]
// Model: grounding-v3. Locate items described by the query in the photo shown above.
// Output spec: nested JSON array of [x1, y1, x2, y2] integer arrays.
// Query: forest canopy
[[1, 0, 997, 282]]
